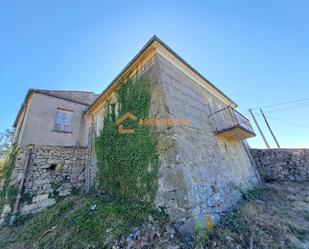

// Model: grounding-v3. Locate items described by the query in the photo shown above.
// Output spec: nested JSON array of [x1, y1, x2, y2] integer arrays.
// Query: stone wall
[[10, 145, 87, 215], [88, 53, 260, 234], [251, 148, 309, 182], [153, 54, 259, 234]]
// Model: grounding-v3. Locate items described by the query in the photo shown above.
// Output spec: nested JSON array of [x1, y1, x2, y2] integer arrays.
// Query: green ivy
[[6, 185, 18, 206], [0, 144, 18, 210], [95, 76, 158, 203], [20, 192, 33, 205]]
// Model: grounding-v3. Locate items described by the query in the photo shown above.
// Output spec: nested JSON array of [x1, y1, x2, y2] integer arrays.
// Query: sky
[[0, 0, 308, 148]]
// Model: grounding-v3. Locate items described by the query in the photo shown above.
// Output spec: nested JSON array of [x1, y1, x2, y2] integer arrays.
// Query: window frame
[[53, 108, 73, 133]]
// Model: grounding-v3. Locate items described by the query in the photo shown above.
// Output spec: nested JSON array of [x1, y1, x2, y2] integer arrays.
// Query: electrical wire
[[250, 97, 309, 111], [247, 101, 309, 117], [267, 116, 309, 129], [264, 101, 309, 114]]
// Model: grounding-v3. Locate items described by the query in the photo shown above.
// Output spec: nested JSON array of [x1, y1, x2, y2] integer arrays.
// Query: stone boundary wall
[[250, 148, 309, 182], [11, 145, 87, 215]]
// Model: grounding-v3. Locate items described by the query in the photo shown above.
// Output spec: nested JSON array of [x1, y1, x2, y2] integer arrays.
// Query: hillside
[[197, 181, 309, 249], [0, 181, 308, 249]]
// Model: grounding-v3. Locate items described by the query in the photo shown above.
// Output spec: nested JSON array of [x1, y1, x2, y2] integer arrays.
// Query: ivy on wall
[[95, 76, 158, 203], [0, 144, 18, 211]]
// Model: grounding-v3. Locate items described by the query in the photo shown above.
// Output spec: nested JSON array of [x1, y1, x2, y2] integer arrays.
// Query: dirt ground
[[199, 181, 309, 249]]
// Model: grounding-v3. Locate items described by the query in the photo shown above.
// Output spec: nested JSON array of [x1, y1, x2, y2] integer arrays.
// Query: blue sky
[[0, 0, 308, 148]]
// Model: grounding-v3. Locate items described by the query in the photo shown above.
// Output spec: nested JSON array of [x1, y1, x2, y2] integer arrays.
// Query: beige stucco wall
[[17, 93, 89, 147]]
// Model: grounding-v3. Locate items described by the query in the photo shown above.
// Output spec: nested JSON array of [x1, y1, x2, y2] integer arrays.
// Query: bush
[[0, 144, 17, 211]]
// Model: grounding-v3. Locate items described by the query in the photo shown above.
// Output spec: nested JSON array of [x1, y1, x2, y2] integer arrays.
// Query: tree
[[0, 129, 14, 159]]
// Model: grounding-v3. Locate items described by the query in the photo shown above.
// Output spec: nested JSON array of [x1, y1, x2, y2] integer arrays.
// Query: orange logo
[[115, 112, 138, 134], [205, 216, 214, 230], [116, 112, 191, 134]]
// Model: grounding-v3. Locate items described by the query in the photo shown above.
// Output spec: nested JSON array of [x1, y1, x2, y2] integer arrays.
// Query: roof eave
[[13, 89, 95, 128], [86, 35, 237, 115], [86, 36, 160, 115], [152, 36, 237, 108], [13, 89, 33, 128]]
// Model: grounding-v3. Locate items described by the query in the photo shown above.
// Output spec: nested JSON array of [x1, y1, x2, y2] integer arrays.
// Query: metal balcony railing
[[209, 107, 255, 139]]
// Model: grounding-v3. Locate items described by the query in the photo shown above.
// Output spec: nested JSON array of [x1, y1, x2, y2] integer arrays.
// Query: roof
[[87, 35, 237, 115], [31, 89, 99, 106], [13, 89, 99, 127]]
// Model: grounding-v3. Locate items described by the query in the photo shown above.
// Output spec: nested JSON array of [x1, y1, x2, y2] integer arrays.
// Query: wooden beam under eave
[[86, 46, 157, 117]]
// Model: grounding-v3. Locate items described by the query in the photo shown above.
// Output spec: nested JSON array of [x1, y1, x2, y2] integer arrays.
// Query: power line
[[248, 101, 309, 116], [251, 97, 309, 111], [267, 116, 309, 129], [265, 101, 309, 114]]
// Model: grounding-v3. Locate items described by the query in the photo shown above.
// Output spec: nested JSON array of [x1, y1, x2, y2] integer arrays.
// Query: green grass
[[0, 194, 165, 249], [1, 181, 309, 249]]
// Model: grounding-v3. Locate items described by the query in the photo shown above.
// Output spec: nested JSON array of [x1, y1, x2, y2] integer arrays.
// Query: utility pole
[[260, 109, 280, 148], [249, 109, 270, 148]]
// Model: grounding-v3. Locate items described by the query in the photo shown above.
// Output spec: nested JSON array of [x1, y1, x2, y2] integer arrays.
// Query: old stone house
[[2, 36, 259, 230], [6, 90, 98, 218]]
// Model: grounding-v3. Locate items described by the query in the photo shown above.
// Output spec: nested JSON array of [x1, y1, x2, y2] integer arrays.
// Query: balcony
[[209, 107, 255, 140]]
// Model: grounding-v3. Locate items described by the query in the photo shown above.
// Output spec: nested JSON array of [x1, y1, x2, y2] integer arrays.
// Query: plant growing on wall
[[95, 76, 158, 203], [0, 144, 18, 211], [0, 129, 14, 160]]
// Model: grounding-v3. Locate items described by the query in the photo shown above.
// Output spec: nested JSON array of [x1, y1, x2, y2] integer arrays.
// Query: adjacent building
[[3, 36, 259, 231]]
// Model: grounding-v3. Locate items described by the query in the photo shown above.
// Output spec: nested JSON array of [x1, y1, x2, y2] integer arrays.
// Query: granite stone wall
[[10, 145, 87, 215], [251, 148, 309, 182], [152, 54, 259, 234], [88, 53, 260, 235]]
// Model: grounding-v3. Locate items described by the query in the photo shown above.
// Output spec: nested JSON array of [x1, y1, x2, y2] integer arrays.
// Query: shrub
[[0, 144, 17, 211]]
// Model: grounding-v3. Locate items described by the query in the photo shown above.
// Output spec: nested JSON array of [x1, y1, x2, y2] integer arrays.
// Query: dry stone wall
[[10, 145, 87, 215], [251, 148, 309, 182]]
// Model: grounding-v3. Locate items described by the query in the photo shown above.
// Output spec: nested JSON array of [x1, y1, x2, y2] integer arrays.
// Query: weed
[[194, 221, 213, 247], [287, 223, 309, 241], [0, 144, 17, 210], [2, 194, 165, 249]]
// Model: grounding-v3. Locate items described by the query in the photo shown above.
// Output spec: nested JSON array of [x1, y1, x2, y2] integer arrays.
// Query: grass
[[1, 181, 309, 249], [0, 194, 165, 249], [196, 181, 309, 249]]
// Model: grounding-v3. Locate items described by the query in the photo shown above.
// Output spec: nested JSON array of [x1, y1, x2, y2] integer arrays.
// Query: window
[[95, 115, 101, 135], [55, 109, 73, 132], [111, 103, 116, 122]]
